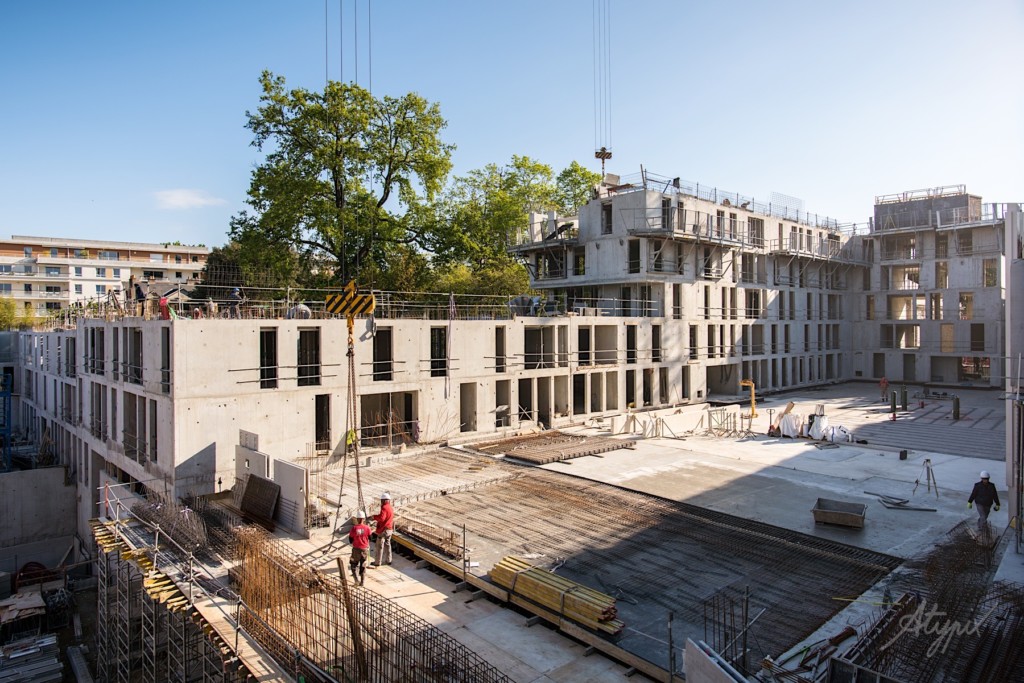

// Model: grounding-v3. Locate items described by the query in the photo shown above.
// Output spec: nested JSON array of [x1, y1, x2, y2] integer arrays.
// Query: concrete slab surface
[[285, 382, 1015, 681]]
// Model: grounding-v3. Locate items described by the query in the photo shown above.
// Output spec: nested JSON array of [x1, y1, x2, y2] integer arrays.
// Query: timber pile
[[473, 431, 633, 466], [491, 556, 623, 635]]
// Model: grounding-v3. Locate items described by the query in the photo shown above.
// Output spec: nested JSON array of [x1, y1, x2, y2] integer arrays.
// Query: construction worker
[[968, 470, 1000, 534], [348, 510, 371, 586], [226, 287, 243, 319], [372, 492, 394, 566]]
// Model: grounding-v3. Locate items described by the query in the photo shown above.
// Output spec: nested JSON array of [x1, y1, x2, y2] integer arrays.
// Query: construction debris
[[863, 491, 937, 512], [491, 556, 623, 635], [0, 633, 62, 683], [132, 493, 209, 554], [471, 430, 633, 465]]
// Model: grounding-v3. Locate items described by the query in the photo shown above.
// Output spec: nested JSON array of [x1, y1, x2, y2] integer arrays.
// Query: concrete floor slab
[[287, 383, 1014, 681]]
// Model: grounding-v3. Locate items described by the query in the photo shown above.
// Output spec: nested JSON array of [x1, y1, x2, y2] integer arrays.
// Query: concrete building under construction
[[2, 174, 1023, 682]]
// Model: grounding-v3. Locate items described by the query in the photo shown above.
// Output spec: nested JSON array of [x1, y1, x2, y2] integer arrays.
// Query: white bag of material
[[779, 413, 803, 438], [829, 425, 853, 443], [809, 414, 830, 440]]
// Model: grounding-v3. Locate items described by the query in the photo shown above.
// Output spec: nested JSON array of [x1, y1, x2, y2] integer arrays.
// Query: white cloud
[[154, 188, 227, 210]]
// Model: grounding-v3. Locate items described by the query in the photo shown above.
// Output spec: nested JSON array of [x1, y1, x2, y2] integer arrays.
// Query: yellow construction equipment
[[740, 379, 758, 418]]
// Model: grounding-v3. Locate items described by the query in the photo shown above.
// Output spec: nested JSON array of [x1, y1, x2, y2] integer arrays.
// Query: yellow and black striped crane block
[[326, 281, 376, 317]]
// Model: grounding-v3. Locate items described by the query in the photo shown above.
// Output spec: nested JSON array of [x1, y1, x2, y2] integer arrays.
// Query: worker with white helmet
[[348, 510, 371, 586], [968, 470, 1000, 534], [372, 492, 394, 567]]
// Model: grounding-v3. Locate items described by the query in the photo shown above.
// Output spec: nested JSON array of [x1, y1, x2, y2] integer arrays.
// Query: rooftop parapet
[[874, 185, 967, 205], [603, 170, 846, 231]]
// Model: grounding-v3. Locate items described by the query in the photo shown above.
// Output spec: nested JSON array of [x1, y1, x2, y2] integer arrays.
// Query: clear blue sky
[[2, 1, 1021, 248]]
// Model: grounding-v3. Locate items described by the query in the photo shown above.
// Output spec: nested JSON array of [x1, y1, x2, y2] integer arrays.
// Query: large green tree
[[428, 157, 601, 295], [554, 161, 602, 216], [231, 72, 454, 285], [434, 155, 555, 266], [0, 296, 17, 330]]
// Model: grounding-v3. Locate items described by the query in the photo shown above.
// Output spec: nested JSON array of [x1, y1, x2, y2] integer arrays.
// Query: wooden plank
[[189, 591, 291, 682], [395, 535, 680, 682], [392, 534, 509, 602]]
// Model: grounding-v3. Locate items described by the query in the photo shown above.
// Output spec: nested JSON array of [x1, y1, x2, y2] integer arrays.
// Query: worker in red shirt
[[372, 492, 394, 566], [348, 510, 371, 586]]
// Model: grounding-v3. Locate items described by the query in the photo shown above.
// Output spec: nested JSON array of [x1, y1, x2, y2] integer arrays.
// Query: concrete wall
[[273, 460, 308, 536], [684, 639, 745, 683], [0, 468, 76, 548]]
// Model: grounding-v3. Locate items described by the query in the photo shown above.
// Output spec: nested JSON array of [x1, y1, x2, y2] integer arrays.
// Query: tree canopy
[[433, 156, 601, 264], [226, 72, 603, 296], [230, 71, 453, 285]]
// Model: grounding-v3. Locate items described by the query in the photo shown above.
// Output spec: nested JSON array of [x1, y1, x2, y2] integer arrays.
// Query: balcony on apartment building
[[33, 248, 205, 266], [627, 207, 755, 248], [768, 234, 846, 261]]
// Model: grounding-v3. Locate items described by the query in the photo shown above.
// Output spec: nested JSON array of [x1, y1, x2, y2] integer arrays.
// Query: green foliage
[[434, 259, 529, 297], [230, 71, 454, 286], [0, 297, 17, 330], [433, 157, 600, 269], [226, 74, 596, 297], [359, 245, 434, 292], [17, 306, 39, 330], [554, 161, 602, 215], [434, 155, 555, 266]]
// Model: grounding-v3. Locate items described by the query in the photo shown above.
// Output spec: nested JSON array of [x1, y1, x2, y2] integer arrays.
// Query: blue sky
[[2, 1, 1021, 248]]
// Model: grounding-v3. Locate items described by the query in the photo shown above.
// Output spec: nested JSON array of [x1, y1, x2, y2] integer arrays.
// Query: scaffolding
[[92, 516, 258, 683], [91, 480, 513, 683], [233, 527, 512, 683]]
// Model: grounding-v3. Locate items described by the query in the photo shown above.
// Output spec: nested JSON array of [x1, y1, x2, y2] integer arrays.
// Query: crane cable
[[593, 0, 613, 172], [330, 315, 366, 545]]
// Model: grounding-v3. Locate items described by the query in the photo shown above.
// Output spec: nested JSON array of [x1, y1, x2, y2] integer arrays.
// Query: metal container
[[811, 498, 867, 528]]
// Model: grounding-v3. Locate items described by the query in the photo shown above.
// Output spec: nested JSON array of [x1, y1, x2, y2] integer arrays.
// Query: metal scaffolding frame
[[114, 558, 139, 683], [95, 545, 113, 682], [140, 589, 163, 681], [164, 607, 197, 683], [92, 514, 255, 683], [93, 478, 512, 683]]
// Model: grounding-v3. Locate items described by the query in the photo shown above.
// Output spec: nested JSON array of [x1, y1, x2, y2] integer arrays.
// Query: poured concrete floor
[[293, 383, 1016, 682]]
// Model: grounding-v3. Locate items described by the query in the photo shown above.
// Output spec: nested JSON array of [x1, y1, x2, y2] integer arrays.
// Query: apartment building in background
[[0, 236, 209, 317], [853, 186, 1014, 386]]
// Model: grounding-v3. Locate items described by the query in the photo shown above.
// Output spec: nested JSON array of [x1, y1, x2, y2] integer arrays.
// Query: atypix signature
[[880, 599, 998, 657]]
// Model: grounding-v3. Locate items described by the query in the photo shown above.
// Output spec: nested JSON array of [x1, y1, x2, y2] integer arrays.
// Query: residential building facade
[[0, 236, 208, 317], [853, 186, 1011, 386]]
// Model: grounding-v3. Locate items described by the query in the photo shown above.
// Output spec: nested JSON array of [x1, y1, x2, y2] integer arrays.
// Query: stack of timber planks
[[491, 556, 623, 635]]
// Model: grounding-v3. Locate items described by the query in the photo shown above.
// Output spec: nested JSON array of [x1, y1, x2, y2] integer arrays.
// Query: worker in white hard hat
[[371, 492, 394, 567], [968, 470, 1000, 534], [348, 510, 371, 586]]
